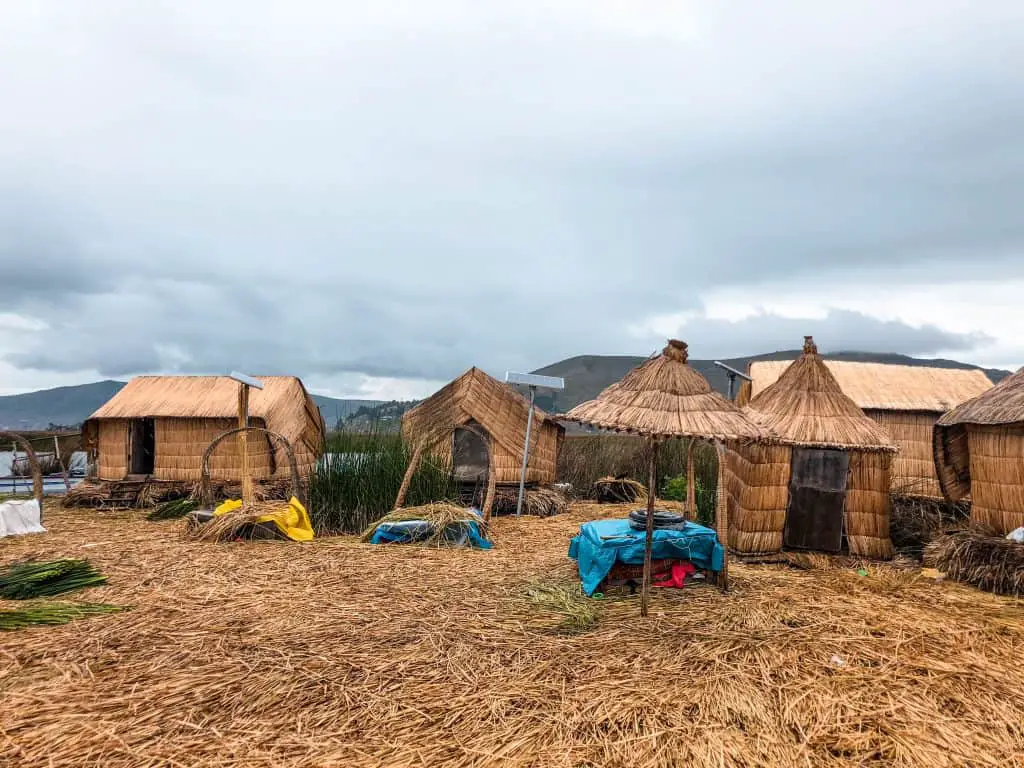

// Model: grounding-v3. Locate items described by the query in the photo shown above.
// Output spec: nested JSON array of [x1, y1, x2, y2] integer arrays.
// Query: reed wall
[[96, 420, 129, 479], [867, 410, 942, 498], [967, 425, 1024, 533], [154, 418, 274, 481], [845, 450, 894, 559], [725, 443, 791, 554]]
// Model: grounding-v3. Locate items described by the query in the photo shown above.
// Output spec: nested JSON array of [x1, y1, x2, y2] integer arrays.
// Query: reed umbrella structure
[[564, 340, 770, 616]]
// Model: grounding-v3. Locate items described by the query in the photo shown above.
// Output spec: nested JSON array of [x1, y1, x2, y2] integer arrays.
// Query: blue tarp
[[569, 518, 724, 596], [369, 513, 493, 549]]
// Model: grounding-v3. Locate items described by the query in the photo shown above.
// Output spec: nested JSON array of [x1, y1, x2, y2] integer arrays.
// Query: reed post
[[54, 435, 71, 492], [685, 440, 695, 521], [715, 441, 729, 592], [394, 441, 425, 510], [481, 433, 497, 524], [237, 383, 253, 503], [640, 437, 659, 617]]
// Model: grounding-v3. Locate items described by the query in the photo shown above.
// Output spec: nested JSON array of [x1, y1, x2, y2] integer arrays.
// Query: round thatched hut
[[933, 367, 1024, 534], [725, 337, 898, 559]]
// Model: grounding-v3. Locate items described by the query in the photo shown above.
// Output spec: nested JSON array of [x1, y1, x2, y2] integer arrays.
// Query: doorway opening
[[129, 418, 156, 476]]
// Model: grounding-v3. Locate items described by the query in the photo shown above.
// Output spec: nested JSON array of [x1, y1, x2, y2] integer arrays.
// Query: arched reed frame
[[199, 427, 304, 509], [1, 432, 44, 519]]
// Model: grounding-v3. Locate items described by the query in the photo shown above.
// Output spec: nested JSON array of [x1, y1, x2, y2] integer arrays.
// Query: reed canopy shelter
[[398, 368, 565, 512], [727, 338, 898, 560], [934, 367, 1024, 534], [564, 339, 769, 616], [83, 376, 326, 482], [738, 359, 992, 499]]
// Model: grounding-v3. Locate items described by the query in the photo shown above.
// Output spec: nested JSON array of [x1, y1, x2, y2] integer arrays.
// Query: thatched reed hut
[[82, 376, 325, 482], [726, 338, 898, 559], [401, 367, 564, 486], [738, 360, 992, 498], [934, 367, 1024, 534]]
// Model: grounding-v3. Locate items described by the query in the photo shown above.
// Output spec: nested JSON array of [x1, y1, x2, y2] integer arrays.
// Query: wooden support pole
[[640, 438, 659, 617], [481, 435, 497, 525], [394, 442, 425, 510], [715, 441, 730, 592], [54, 435, 71, 492], [238, 383, 253, 503], [686, 440, 695, 521]]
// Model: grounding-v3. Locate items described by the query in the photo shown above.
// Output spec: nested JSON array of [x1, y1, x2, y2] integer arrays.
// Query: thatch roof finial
[[803, 336, 818, 355], [664, 339, 688, 363]]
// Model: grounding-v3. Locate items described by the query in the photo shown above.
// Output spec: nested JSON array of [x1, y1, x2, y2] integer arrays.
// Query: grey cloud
[[0, 1, 1020, 390]]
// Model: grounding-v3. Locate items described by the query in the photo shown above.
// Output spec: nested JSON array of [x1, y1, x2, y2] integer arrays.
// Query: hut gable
[[402, 367, 559, 461], [741, 360, 993, 412], [744, 339, 896, 453], [936, 367, 1024, 427]]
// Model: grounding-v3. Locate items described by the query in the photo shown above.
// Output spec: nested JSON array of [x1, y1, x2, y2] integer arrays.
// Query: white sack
[[0, 498, 46, 538]]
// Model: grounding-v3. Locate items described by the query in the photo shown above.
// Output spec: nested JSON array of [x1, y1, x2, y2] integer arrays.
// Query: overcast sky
[[1, 1, 1022, 399]]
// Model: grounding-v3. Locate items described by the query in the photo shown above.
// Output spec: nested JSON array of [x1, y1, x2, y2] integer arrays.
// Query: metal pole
[[727, 373, 735, 401], [515, 385, 536, 518]]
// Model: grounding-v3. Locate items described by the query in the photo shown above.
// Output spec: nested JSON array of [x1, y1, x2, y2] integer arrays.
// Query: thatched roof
[[935, 367, 1024, 428], [562, 340, 767, 441], [402, 367, 562, 458], [84, 376, 326, 455], [741, 359, 993, 412], [744, 338, 897, 453]]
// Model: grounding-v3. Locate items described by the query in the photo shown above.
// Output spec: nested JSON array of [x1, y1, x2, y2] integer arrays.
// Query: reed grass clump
[[522, 580, 600, 633], [309, 427, 457, 534]]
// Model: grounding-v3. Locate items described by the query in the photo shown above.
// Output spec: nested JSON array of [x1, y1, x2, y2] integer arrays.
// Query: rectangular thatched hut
[[82, 376, 325, 482], [401, 368, 564, 486], [738, 360, 992, 498], [726, 338, 899, 559], [934, 367, 1024, 534]]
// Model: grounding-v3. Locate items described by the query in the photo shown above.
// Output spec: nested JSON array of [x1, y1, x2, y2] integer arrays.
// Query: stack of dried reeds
[[360, 503, 484, 546], [489, 486, 569, 517], [593, 475, 646, 504], [183, 501, 286, 543], [924, 530, 1024, 596], [60, 480, 109, 508], [890, 495, 970, 559]]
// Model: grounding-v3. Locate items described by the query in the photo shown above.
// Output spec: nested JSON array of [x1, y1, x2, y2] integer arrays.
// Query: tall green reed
[[309, 426, 457, 534]]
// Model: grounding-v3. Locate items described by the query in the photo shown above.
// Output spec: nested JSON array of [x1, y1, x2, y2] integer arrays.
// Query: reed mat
[[0, 501, 1022, 767]]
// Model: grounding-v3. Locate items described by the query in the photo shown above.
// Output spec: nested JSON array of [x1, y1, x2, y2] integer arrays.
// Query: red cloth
[[653, 561, 697, 589]]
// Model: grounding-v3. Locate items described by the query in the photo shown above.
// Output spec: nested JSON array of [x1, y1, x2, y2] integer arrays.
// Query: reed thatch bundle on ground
[[593, 475, 646, 503], [889, 495, 970, 559], [360, 503, 483, 546], [934, 368, 1024, 535], [1, 502, 1023, 766], [924, 530, 1024, 596], [729, 337, 898, 559], [183, 501, 288, 543], [739, 360, 993, 499], [488, 486, 569, 517]]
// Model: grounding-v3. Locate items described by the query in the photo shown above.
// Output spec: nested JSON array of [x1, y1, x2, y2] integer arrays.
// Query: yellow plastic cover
[[213, 497, 314, 542]]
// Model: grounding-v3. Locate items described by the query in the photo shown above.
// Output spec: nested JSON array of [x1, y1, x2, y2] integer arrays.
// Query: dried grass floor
[[2, 503, 1023, 767]]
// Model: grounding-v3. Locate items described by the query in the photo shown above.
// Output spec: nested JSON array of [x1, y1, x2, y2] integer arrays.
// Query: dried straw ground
[[2, 503, 1023, 767]]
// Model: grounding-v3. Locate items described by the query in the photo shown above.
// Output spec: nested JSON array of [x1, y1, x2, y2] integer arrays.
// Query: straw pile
[[1, 503, 1023, 767], [924, 530, 1024, 596], [593, 475, 646, 504], [489, 486, 569, 517], [183, 501, 287, 542], [360, 503, 483, 545], [889, 496, 969, 559]]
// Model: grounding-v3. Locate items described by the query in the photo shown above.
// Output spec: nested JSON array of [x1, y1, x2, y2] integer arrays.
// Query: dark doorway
[[452, 424, 488, 483], [784, 448, 849, 552], [129, 418, 156, 476]]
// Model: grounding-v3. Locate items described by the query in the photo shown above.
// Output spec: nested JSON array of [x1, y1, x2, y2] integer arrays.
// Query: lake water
[[0, 451, 87, 496]]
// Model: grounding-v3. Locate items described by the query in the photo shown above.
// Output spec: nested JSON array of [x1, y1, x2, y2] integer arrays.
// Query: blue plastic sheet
[[369, 511, 493, 549], [569, 518, 724, 595]]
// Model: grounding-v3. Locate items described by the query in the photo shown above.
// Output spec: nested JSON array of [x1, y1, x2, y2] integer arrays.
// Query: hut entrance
[[452, 423, 488, 483], [128, 418, 156, 476], [784, 448, 848, 552]]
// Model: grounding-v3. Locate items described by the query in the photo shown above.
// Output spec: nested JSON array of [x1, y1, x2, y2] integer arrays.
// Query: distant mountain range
[[0, 351, 1011, 432], [0, 379, 382, 431]]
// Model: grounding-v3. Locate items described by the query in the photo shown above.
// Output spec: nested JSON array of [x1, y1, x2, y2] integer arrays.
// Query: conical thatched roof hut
[[565, 339, 770, 614], [726, 337, 898, 559], [934, 367, 1024, 533], [738, 359, 993, 498]]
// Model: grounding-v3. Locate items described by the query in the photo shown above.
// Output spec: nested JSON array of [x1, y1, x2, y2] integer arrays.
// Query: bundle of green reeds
[[924, 530, 1024, 596], [147, 498, 200, 521], [0, 559, 107, 600], [593, 475, 646, 504], [0, 602, 127, 631]]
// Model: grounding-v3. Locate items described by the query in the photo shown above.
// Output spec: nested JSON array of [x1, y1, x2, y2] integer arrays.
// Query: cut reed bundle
[[183, 501, 287, 542], [489, 486, 569, 517], [522, 580, 599, 633], [924, 530, 1024, 596], [0, 602, 127, 631], [593, 475, 646, 504], [360, 503, 482, 546], [0, 560, 106, 600], [61, 481, 109, 508], [147, 498, 200, 521], [890, 495, 970, 559]]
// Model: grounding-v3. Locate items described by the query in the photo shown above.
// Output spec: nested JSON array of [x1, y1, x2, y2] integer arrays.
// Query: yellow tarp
[[213, 496, 314, 542]]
